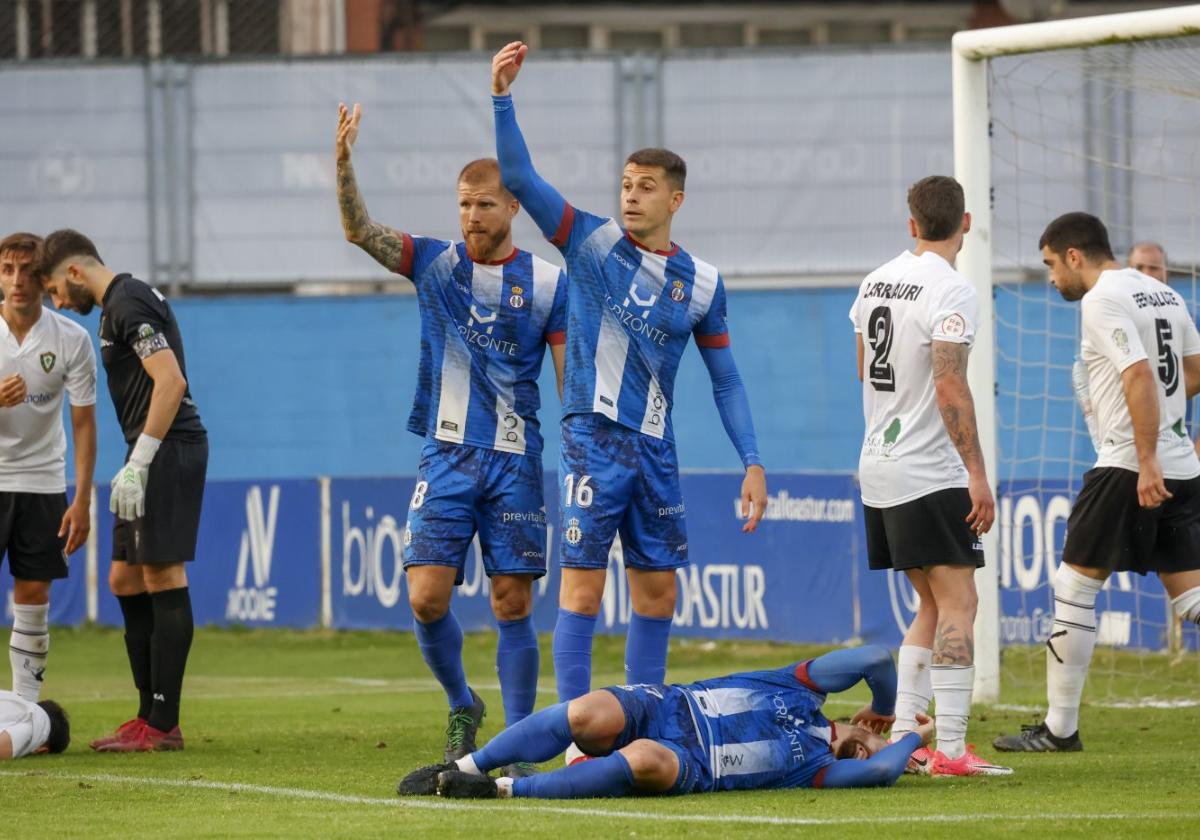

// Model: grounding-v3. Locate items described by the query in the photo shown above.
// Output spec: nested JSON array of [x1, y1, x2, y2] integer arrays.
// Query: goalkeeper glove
[[110, 433, 161, 521], [1071, 357, 1101, 451]]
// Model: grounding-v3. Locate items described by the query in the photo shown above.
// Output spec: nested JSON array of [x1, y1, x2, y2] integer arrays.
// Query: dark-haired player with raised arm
[[39, 230, 207, 752], [490, 45, 767, 759]]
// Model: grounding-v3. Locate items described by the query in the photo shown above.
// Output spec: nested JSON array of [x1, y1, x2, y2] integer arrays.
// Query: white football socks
[[1172, 586, 1200, 625], [891, 645, 932, 741], [455, 754, 482, 776], [1045, 563, 1103, 739], [930, 663, 973, 759], [10, 603, 49, 702]]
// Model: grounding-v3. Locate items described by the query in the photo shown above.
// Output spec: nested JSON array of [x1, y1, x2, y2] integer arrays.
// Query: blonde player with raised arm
[[995, 214, 1200, 753], [850, 176, 1011, 777]]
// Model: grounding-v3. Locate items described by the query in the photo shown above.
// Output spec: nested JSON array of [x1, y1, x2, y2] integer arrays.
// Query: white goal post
[[952, 4, 1200, 703]]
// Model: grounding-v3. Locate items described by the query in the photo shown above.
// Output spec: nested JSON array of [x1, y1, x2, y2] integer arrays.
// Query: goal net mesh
[[988, 34, 1200, 706]]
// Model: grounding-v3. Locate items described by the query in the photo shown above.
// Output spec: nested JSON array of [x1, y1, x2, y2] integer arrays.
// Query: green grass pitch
[[0, 626, 1195, 838]]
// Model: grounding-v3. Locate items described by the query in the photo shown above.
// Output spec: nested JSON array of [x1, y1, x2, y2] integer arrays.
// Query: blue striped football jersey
[[548, 205, 729, 441], [397, 236, 566, 457], [679, 662, 837, 790]]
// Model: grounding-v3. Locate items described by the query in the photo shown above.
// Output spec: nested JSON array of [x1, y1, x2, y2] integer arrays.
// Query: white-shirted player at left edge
[[0, 687, 69, 758], [0, 233, 97, 704]]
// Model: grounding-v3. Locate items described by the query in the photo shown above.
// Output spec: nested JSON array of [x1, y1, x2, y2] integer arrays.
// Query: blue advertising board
[[94, 479, 322, 628]]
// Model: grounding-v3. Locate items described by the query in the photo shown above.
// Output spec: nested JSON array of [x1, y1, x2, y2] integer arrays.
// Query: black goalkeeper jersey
[[98, 274, 206, 444]]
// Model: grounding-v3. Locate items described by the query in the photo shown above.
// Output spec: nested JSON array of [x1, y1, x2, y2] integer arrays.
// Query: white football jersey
[[0, 689, 49, 758], [1080, 268, 1200, 479], [850, 251, 980, 507], [0, 309, 97, 493]]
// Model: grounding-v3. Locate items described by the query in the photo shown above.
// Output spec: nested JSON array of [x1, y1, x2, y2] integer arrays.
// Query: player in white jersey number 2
[[0, 233, 96, 704], [995, 213, 1200, 753], [850, 177, 1010, 777]]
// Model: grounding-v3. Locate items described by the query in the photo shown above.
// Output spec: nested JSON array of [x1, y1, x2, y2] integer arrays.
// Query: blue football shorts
[[558, 413, 688, 571], [603, 683, 712, 795], [402, 440, 547, 584]]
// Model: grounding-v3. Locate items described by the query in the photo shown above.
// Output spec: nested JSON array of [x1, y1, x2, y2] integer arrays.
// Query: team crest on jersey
[[39, 352, 56, 373], [508, 285, 525, 309], [670, 280, 686, 303], [138, 323, 156, 339], [1112, 328, 1130, 356], [939, 313, 965, 337], [564, 517, 583, 546]]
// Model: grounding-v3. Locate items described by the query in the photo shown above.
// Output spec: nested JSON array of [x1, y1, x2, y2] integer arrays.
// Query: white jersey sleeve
[[65, 326, 97, 407], [848, 287, 865, 334], [928, 281, 979, 346], [1180, 312, 1200, 359], [1081, 292, 1148, 374]]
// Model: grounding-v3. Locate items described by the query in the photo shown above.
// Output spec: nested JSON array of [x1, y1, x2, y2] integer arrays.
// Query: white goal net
[[958, 10, 1200, 706]]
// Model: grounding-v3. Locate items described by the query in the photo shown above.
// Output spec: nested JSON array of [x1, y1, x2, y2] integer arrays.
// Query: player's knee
[[566, 697, 601, 738], [108, 564, 143, 596], [620, 740, 677, 792], [408, 592, 449, 623], [12, 579, 50, 605], [490, 576, 533, 621]]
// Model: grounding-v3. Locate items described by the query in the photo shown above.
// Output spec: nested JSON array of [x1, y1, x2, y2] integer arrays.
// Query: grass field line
[[0, 769, 1184, 827]]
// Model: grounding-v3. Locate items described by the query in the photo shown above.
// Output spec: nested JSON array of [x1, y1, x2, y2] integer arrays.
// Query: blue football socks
[[512, 751, 635, 799], [496, 615, 539, 726], [414, 611, 473, 709], [552, 608, 597, 701], [625, 612, 672, 685]]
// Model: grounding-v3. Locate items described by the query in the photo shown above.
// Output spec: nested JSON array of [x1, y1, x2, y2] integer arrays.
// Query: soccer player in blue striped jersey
[[490, 44, 768, 731], [398, 645, 933, 799], [336, 103, 566, 772]]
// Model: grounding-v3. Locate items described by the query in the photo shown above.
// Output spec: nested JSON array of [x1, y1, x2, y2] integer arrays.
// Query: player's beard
[[65, 280, 96, 315], [463, 226, 507, 262]]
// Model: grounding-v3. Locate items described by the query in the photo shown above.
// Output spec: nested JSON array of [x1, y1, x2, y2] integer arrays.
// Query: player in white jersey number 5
[[995, 213, 1200, 753], [0, 233, 96, 705], [850, 177, 1009, 777]]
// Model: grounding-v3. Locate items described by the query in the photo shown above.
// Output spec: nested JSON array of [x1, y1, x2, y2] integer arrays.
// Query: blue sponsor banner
[[95, 480, 322, 628], [329, 471, 871, 645]]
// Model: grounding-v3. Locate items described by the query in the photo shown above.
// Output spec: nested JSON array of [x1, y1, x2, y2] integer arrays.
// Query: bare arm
[[932, 340, 995, 534], [550, 343, 565, 401], [59, 403, 96, 554], [335, 103, 408, 272], [855, 333, 864, 382], [0, 731, 11, 760], [139, 350, 187, 440], [1122, 360, 1171, 508]]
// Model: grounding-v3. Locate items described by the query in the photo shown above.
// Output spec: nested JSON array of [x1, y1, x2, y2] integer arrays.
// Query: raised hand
[[492, 41, 528, 96], [850, 704, 895, 735], [336, 102, 362, 163]]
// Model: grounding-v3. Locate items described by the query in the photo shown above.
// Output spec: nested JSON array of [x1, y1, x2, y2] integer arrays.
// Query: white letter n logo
[[236, 485, 280, 588]]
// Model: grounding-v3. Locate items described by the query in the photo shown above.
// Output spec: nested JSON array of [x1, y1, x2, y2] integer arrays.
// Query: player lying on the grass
[[0, 688, 68, 758], [397, 645, 931, 799]]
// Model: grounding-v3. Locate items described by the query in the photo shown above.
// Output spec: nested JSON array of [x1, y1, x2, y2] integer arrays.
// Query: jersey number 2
[[867, 306, 896, 392], [1155, 318, 1179, 396]]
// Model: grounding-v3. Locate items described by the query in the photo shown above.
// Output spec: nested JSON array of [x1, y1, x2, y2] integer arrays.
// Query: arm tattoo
[[336, 157, 407, 271], [933, 621, 975, 665], [932, 341, 984, 473]]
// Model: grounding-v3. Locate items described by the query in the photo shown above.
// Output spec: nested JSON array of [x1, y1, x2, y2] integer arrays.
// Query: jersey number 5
[[1155, 318, 1179, 396], [867, 306, 896, 392]]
